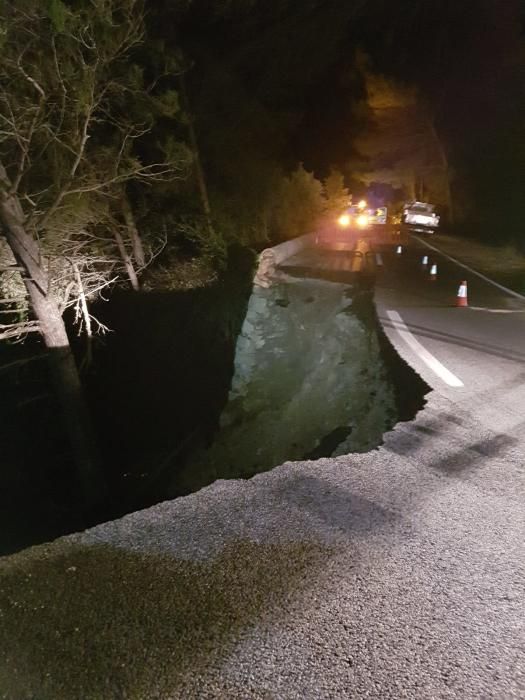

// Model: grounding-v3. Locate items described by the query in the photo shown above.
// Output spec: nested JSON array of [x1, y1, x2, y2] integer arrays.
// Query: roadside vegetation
[[430, 234, 525, 295]]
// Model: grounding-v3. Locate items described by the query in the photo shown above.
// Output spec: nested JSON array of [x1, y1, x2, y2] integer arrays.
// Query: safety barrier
[[254, 232, 317, 287], [254, 232, 376, 286], [350, 239, 371, 273]]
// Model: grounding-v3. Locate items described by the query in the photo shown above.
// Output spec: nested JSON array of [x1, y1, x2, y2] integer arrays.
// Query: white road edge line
[[413, 235, 525, 302], [469, 306, 525, 314], [386, 309, 464, 388]]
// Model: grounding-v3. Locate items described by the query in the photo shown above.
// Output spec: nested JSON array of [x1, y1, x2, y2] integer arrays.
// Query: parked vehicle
[[402, 201, 440, 232], [337, 201, 388, 229]]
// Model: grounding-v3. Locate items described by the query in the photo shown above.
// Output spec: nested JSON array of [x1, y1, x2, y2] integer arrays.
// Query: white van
[[402, 201, 440, 232]]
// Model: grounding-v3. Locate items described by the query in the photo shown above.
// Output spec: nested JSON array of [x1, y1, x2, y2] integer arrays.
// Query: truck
[[402, 201, 440, 233], [341, 203, 387, 228]]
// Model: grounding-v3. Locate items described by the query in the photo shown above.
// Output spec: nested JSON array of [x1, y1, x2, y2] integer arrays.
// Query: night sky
[[167, 0, 525, 241]]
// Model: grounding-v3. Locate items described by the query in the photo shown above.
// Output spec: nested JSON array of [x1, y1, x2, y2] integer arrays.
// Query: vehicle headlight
[[338, 214, 351, 227], [356, 214, 369, 228]]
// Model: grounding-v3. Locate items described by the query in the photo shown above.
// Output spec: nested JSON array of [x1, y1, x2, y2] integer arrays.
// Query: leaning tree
[[0, 0, 186, 509]]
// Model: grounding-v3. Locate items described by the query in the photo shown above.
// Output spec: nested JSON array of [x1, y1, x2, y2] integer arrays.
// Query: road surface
[[1, 235, 524, 699]]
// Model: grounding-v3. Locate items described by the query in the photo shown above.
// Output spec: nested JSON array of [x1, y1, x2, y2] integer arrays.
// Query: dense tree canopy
[[149, 0, 525, 245], [0, 0, 191, 507], [352, 0, 525, 238]]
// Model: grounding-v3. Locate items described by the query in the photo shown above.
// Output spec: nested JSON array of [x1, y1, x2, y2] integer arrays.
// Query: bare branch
[[38, 78, 96, 230], [11, 97, 45, 193], [90, 315, 111, 335], [72, 260, 94, 365], [0, 320, 40, 340], [62, 161, 185, 199], [16, 56, 45, 100]]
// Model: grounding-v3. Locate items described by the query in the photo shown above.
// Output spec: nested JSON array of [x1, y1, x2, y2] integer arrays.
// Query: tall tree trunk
[[430, 121, 454, 224], [178, 73, 216, 238], [121, 190, 146, 269], [0, 167, 107, 511], [409, 172, 417, 200], [113, 228, 140, 291]]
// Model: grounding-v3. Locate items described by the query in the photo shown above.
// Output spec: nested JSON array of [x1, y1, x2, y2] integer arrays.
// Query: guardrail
[[350, 239, 371, 273], [254, 232, 377, 286], [254, 232, 317, 287]]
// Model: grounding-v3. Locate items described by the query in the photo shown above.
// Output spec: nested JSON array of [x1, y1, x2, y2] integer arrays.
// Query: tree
[[103, 43, 192, 290], [323, 169, 350, 218], [350, 60, 453, 218], [154, 0, 368, 249], [0, 0, 186, 509], [272, 164, 325, 239], [356, 1, 525, 237]]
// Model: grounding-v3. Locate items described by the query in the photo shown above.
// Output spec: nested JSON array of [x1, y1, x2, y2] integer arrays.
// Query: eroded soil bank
[[170, 276, 429, 496], [0, 261, 429, 555]]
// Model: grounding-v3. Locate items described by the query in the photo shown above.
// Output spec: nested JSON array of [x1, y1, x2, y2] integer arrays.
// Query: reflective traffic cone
[[375, 252, 383, 266], [396, 245, 402, 254], [422, 255, 429, 267], [456, 280, 468, 307], [430, 263, 437, 280]]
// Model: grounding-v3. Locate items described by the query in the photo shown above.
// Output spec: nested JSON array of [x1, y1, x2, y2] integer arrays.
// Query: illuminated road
[[1, 235, 524, 698], [375, 235, 525, 429]]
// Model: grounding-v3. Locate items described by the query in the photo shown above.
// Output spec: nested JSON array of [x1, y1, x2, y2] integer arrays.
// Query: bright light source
[[357, 199, 367, 210], [338, 213, 351, 227], [356, 214, 369, 228]]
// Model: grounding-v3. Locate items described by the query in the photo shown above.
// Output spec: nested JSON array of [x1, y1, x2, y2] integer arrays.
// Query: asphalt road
[[375, 234, 525, 437], [1, 235, 524, 699]]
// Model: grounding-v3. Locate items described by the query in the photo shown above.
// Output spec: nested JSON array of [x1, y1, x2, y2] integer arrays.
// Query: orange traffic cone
[[456, 280, 468, 307], [430, 263, 437, 280]]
